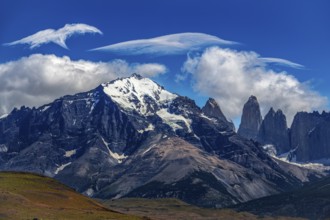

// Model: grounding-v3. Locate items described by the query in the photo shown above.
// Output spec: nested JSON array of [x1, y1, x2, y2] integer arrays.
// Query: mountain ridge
[[238, 95, 330, 163], [0, 74, 325, 208]]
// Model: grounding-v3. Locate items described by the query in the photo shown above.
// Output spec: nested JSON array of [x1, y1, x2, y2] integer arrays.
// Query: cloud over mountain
[[0, 54, 166, 115], [91, 33, 237, 55], [181, 47, 327, 125], [4, 23, 102, 49]]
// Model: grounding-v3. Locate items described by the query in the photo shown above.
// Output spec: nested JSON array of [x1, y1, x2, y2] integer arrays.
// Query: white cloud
[[0, 54, 167, 114], [182, 47, 327, 125], [4, 23, 102, 49], [259, 57, 304, 69], [132, 63, 167, 77], [91, 33, 237, 55]]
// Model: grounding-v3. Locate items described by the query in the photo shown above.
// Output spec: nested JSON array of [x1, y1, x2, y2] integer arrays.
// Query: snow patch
[[102, 76, 177, 115], [40, 105, 50, 112], [108, 149, 127, 163], [200, 113, 216, 122], [268, 149, 330, 172], [219, 131, 229, 135], [156, 109, 192, 132], [193, 134, 200, 140], [308, 127, 316, 135], [89, 99, 99, 114], [54, 162, 72, 175], [85, 188, 94, 197], [138, 123, 155, 133], [262, 144, 277, 157], [0, 114, 8, 119], [0, 144, 8, 153], [64, 149, 76, 157], [142, 144, 156, 155], [101, 137, 127, 163]]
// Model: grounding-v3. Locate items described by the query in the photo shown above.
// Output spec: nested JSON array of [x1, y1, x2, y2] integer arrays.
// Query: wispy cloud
[[259, 57, 304, 69], [181, 47, 326, 125], [0, 54, 167, 115], [4, 23, 102, 49], [90, 33, 237, 55]]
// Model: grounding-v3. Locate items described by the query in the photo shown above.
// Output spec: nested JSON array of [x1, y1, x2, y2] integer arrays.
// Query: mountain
[[234, 175, 330, 220], [289, 111, 330, 162], [236, 96, 330, 163], [257, 108, 290, 155], [0, 171, 141, 220], [237, 96, 262, 140], [0, 74, 323, 208], [201, 98, 235, 131]]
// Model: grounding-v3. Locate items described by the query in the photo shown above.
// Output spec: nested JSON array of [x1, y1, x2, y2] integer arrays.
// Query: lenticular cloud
[[4, 23, 102, 49], [91, 32, 237, 56]]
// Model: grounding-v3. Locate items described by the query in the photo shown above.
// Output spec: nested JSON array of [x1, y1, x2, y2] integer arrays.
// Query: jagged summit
[[237, 95, 262, 140], [257, 107, 290, 154], [202, 98, 227, 119], [131, 72, 143, 79], [267, 108, 284, 116], [248, 95, 258, 101], [269, 107, 275, 114], [102, 74, 177, 115], [202, 98, 235, 130]]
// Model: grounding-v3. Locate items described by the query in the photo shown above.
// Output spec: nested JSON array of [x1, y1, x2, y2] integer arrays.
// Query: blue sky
[[0, 0, 329, 126]]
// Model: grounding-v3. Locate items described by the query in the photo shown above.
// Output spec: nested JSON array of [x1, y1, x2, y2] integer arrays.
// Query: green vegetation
[[102, 198, 305, 220], [0, 172, 142, 220]]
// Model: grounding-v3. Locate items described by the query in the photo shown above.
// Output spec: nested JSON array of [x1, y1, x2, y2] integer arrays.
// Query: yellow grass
[[0, 172, 142, 220]]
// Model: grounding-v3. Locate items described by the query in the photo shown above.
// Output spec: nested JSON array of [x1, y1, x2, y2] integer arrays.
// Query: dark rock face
[[202, 98, 235, 131], [0, 75, 306, 207], [238, 96, 262, 140], [236, 95, 330, 163], [290, 111, 330, 162], [257, 108, 290, 155], [234, 176, 330, 220]]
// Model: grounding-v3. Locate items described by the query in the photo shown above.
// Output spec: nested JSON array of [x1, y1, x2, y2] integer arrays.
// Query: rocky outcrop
[[238, 96, 262, 140], [202, 98, 235, 131], [257, 108, 290, 155], [236, 95, 330, 162], [290, 111, 330, 162]]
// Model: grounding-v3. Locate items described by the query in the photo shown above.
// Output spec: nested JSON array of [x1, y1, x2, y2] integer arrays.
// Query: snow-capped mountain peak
[[102, 74, 177, 115]]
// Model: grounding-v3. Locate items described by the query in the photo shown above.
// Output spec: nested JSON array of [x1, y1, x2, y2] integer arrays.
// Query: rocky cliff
[[236, 95, 330, 163], [291, 111, 330, 162], [201, 98, 235, 131], [237, 96, 262, 140], [257, 108, 290, 155]]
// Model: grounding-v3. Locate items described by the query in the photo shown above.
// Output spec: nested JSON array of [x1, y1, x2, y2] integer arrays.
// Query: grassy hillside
[[0, 172, 142, 220], [102, 198, 305, 220], [0, 171, 317, 220]]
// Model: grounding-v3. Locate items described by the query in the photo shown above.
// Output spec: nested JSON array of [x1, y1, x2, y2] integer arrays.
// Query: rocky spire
[[202, 98, 235, 130], [237, 95, 262, 140], [257, 108, 290, 154]]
